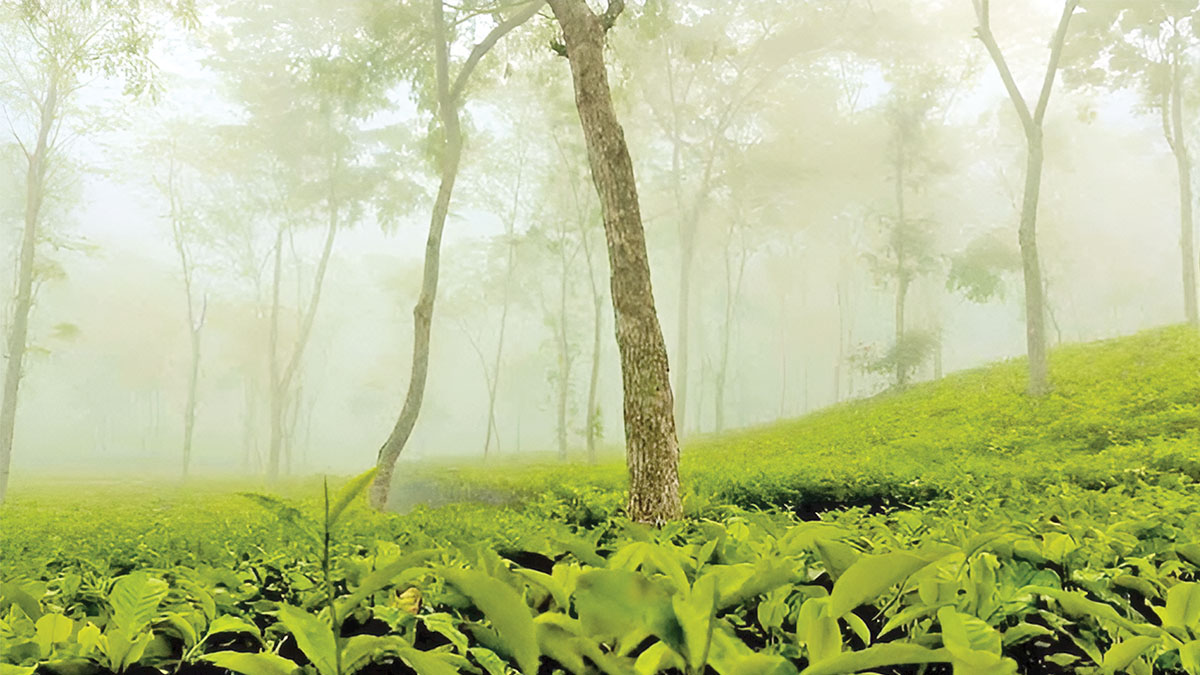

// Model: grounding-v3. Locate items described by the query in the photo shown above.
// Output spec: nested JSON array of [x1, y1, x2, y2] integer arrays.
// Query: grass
[[428, 324, 1200, 514]]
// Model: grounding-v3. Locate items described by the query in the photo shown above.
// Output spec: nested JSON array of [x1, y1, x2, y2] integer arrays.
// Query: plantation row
[[3, 471, 1200, 674], [5, 327, 1200, 673]]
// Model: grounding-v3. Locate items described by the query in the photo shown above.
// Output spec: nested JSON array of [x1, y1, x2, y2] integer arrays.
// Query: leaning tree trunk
[[369, 0, 544, 509], [0, 77, 56, 507], [547, 0, 681, 523]]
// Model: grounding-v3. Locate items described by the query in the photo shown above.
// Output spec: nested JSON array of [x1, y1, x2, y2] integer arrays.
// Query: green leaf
[[574, 569, 683, 652], [468, 647, 510, 675], [277, 605, 338, 675], [327, 468, 378, 529], [398, 647, 460, 675], [674, 573, 719, 671], [829, 552, 934, 618], [204, 650, 301, 675], [1101, 636, 1160, 673], [0, 666, 37, 675], [438, 567, 539, 675], [35, 614, 74, 656], [341, 634, 407, 674], [337, 549, 438, 615], [1166, 583, 1200, 630], [108, 572, 169, 632], [797, 597, 842, 663], [0, 582, 43, 620], [800, 643, 952, 675], [206, 615, 263, 639]]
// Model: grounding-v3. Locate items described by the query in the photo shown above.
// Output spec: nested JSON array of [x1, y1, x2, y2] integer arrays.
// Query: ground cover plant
[[4, 327, 1200, 674]]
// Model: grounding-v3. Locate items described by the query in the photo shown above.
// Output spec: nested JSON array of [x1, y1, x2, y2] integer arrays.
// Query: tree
[[546, 0, 681, 523], [972, 0, 1079, 395], [0, 0, 192, 504], [1066, 2, 1200, 325], [370, 0, 545, 509], [160, 139, 207, 478]]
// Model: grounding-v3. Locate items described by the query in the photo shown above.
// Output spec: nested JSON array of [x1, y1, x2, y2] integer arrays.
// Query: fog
[[0, 0, 1187, 479]]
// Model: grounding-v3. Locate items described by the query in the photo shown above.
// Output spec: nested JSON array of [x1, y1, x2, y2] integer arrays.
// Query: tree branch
[[973, 0, 1035, 135], [602, 0, 625, 30], [1032, 0, 1079, 126], [449, 0, 545, 103]]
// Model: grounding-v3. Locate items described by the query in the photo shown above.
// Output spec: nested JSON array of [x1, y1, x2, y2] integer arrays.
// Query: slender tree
[[0, 0, 191, 504], [1065, 3, 1200, 326], [972, 0, 1078, 395], [546, 0, 681, 523], [370, 0, 545, 509]]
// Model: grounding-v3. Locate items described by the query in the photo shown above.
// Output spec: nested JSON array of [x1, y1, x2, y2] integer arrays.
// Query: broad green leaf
[[797, 597, 842, 663], [1179, 640, 1200, 674], [0, 666, 37, 675], [204, 650, 301, 675], [1027, 587, 1160, 636], [398, 646, 460, 675], [574, 569, 683, 653], [468, 647, 510, 675], [939, 607, 1001, 655], [608, 542, 689, 592], [421, 613, 469, 653], [34, 614, 74, 656], [77, 622, 101, 653], [0, 582, 43, 620], [327, 468, 377, 529], [800, 643, 951, 675], [1101, 636, 1160, 673], [634, 642, 685, 675], [337, 549, 438, 614], [277, 605, 338, 675], [109, 572, 169, 632], [812, 539, 860, 580], [708, 623, 798, 675], [207, 615, 263, 639], [342, 634, 408, 674], [438, 567, 539, 675], [829, 553, 933, 618], [674, 573, 719, 671], [718, 559, 805, 609], [1165, 583, 1200, 630], [1002, 622, 1053, 646]]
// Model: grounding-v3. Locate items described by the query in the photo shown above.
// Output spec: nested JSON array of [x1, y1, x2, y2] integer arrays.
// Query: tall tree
[[1065, 2, 1200, 325], [160, 140, 207, 478], [546, 0, 681, 523], [370, 0, 545, 509], [0, 0, 192, 504], [972, 0, 1078, 395]]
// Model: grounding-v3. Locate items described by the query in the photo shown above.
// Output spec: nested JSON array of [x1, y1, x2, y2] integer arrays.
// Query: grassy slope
[[445, 325, 1200, 513]]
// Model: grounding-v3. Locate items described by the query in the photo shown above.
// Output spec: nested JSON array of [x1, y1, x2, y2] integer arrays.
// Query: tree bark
[[582, 225, 604, 463], [715, 219, 748, 433], [369, 0, 544, 509], [0, 75, 56, 506], [547, 0, 681, 523], [1167, 57, 1198, 325], [973, 0, 1076, 396]]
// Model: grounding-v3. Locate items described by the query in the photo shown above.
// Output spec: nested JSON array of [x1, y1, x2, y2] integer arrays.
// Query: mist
[[0, 0, 1187, 480]]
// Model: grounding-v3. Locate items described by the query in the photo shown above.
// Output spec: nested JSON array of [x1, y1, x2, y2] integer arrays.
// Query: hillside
[[432, 325, 1200, 516]]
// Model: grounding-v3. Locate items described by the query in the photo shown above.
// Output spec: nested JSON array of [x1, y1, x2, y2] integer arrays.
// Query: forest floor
[[4, 325, 1200, 674]]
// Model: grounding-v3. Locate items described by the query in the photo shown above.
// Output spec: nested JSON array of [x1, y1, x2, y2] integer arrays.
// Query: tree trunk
[[370, 0, 463, 509], [582, 223, 604, 463], [547, 0, 681, 523], [266, 157, 340, 479], [1018, 132, 1050, 395], [555, 243, 571, 461], [1170, 59, 1198, 326], [167, 152, 204, 479], [973, 0, 1075, 396], [0, 76, 56, 506], [369, 0, 542, 509], [715, 220, 748, 434]]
